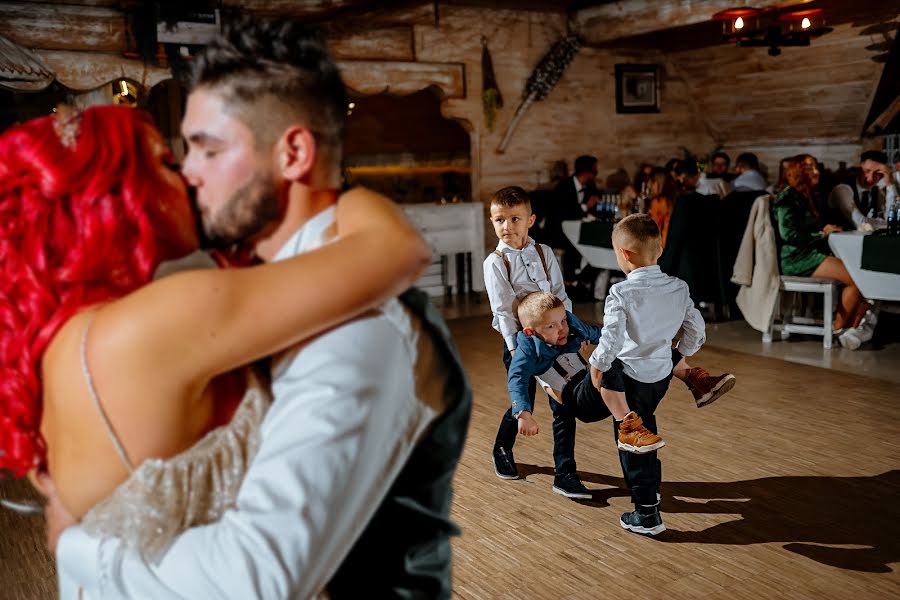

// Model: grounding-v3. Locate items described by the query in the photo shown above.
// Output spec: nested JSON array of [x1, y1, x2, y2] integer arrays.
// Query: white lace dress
[[76, 318, 270, 562]]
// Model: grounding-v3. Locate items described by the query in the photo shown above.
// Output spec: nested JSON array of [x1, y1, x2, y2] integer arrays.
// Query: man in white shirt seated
[[696, 151, 732, 198], [828, 150, 893, 231], [732, 152, 768, 193], [47, 17, 471, 600]]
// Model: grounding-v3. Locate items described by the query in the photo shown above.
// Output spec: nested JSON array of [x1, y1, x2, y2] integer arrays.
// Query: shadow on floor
[[517, 463, 900, 574]]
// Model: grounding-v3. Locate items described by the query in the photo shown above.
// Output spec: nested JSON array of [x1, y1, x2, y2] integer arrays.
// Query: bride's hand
[[37, 473, 77, 553]]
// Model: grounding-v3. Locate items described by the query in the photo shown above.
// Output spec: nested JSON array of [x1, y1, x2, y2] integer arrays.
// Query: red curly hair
[[0, 106, 193, 477]]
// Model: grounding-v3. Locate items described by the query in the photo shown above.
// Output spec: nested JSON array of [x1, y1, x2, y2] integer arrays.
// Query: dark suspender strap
[[550, 360, 569, 378], [493, 250, 511, 280], [534, 244, 551, 280]]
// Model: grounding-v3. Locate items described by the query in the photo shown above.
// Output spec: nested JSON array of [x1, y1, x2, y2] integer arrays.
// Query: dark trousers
[[557, 349, 681, 506], [494, 345, 579, 475]]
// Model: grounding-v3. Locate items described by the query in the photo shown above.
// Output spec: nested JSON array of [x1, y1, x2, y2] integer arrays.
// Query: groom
[[48, 17, 471, 599]]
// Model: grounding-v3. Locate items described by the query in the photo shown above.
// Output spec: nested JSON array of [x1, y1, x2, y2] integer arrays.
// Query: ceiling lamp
[[712, 7, 763, 38], [712, 5, 833, 57]]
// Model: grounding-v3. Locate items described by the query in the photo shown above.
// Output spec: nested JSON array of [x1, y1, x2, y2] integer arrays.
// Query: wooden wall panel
[[669, 22, 887, 169], [329, 27, 414, 61], [575, 0, 810, 45], [36, 50, 170, 91], [410, 6, 716, 251], [0, 2, 125, 53], [340, 60, 465, 98]]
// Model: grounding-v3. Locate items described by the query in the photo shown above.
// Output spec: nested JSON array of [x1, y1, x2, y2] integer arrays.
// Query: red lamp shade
[[712, 7, 763, 38], [778, 7, 827, 32]]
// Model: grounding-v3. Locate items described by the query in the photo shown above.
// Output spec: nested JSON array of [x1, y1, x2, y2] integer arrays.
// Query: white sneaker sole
[[838, 332, 862, 350], [695, 374, 736, 408], [618, 439, 666, 454], [493, 467, 519, 480], [492, 458, 519, 480], [552, 485, 592, 499], [620, 518, 666, 536]]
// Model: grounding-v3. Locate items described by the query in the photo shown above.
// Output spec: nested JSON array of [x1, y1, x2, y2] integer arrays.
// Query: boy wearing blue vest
[[485, 187, 734, 500]]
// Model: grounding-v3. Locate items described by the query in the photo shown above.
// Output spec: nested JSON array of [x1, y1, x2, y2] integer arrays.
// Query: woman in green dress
[[772, 155, 866, 331]]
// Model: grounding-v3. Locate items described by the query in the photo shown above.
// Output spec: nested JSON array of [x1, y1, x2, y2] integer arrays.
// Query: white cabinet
[[402, 203, 486, 295]]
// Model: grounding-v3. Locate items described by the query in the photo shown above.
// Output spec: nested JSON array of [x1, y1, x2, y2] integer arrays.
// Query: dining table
[[828, 231, 900, 302], [561, 219, 619, 271]]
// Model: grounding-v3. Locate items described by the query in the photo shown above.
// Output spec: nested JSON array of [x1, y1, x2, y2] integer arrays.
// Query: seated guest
[[633, 162, 655, 197], [697, 151, 732, 197], [827, 150, 892, 231], [732, 152, 767, 192], [659, 162, 728, 310], [664, 158, 681, 182], [710, 151, 731, 179], [772, 155, 874, 348], [547, 155, 602, 297], [646, 166, 679, 249]]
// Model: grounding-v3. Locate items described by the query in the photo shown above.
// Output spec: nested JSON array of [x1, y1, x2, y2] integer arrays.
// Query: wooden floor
[[447, 315, 900, 600], [1, 314, 898, 599]]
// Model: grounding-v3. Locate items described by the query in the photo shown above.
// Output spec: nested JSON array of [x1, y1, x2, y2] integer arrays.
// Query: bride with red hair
[[0, 105, 429, 545]]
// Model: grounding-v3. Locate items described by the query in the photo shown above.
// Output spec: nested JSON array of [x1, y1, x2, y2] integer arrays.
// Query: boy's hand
[[517, 412, 539, 436], [510, 349, 516, 358], [590, 366, 603, 390]]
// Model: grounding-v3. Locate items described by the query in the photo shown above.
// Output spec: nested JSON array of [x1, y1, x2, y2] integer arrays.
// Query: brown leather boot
[[617, 411, 665, 454], [684, 368, 736, 408]]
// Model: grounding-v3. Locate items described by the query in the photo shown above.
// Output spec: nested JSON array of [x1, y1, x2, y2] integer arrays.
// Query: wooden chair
[[764, 195, 840, 349], [763, 276, 838, 349]]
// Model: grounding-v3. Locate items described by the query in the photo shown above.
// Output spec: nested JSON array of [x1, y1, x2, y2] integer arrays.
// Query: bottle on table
[[886, 168, 899, 236]]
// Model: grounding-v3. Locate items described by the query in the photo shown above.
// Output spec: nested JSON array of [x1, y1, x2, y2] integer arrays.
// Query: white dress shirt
[[483, 237, 571, 350], [696, 175, 731, 198], [828, 183, 887, 231], [573, 175, 586, 212], [589, 265, 706, 383], [732, 169, 767, 192], [57, 207, 442, 599]]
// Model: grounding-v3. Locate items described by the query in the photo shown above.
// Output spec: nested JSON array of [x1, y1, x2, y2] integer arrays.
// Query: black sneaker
[[620, 506, 666, 536], [552, 473, 592, 499], [492, 447, 519, 480]]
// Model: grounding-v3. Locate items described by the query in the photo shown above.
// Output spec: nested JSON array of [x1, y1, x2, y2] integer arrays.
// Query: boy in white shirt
[[485, 188, 735, 500], [484, 186, 591, 497], [589, 213, 720, 536]]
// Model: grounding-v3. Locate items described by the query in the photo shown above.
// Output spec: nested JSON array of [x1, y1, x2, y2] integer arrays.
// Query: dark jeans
[[495, 345, 577, 476], [556, 349, 682, 505]]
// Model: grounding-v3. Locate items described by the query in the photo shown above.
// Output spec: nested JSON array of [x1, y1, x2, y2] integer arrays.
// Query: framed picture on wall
[[615, 64, 660, 114]]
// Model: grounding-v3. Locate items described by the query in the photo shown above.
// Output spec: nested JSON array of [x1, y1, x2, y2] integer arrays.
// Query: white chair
[[763, 276, 839, 349]]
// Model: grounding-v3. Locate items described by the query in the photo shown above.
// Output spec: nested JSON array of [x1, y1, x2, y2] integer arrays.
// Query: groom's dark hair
[[192, 17, 347, 168]]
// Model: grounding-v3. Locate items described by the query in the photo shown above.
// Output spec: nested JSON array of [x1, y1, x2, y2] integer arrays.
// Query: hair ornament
[[53, 104, 82, 149]]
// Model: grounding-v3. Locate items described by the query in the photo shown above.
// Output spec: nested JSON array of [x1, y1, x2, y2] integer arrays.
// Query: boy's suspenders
[[493, 244, 551, 281]]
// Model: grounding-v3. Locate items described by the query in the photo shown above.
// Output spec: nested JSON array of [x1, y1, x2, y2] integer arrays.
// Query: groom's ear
[[276, 126, 317, 181]]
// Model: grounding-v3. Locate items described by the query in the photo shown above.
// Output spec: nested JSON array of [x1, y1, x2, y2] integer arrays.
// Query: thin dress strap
[[80, 314, 135, 473]]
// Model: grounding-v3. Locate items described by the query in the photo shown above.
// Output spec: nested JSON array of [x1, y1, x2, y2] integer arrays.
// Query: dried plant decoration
[[481, 36, 503, 132], [496, 35, 581, 154]]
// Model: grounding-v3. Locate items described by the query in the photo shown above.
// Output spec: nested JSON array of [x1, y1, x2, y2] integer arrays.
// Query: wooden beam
[[339, 60, 465, 98], [574, 0, 811, 45], [867, 95, 900, 134], [229, 0, 436, 25], [36, 49, 170, 91], [0, 2, 125, 53], [223, 0, 380, 18], [11, 0, 119, 5], [329, 26, 414, 61]]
